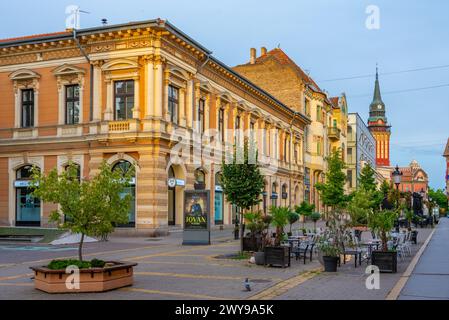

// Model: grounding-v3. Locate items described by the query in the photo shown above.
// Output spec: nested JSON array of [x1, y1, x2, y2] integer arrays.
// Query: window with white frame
[[114, 80, 134, 120], [168, 85, 179, 124], [21, 89, 34, 128], [65, 85, 80, 125]]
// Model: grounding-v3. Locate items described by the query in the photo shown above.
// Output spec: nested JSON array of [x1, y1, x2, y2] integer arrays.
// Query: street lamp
[[392, 165, 403, 191]]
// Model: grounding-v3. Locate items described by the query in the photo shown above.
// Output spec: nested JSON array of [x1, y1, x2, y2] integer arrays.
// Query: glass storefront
[[15, 166, 40, 227], [214, 172, 224, 225]]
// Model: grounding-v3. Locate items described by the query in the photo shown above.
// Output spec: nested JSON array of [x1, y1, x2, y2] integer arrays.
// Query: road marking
[[137, 261, 238, 268], [0, 273, 33, 282], [121, 287, 230, 300], [0, 283, 33, 287], [135, 271, 282, 282], [386, 228, 436, 300], [248, 268, 322, 300]]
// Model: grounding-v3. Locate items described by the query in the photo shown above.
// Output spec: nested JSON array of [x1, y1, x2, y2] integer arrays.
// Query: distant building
[[393, 160, 429, 195], [347, 113, 377, 191]]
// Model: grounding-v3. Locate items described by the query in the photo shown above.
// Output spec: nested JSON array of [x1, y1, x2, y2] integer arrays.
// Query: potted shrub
[[287, 210, 300, 236], [264, 206, 291, 268], [253, 215, 272, 265], [29, 162, 138, 293], [295, 201, 315, 229], [317, 237, 341, 272], [369, 210, 398, 273], [242, 211, 264, 252], [310, 212, 321, 233]]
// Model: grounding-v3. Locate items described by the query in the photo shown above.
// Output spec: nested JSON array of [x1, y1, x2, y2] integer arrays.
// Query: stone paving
[[399, 218, 449, 300], [0, 222, 435, 300]]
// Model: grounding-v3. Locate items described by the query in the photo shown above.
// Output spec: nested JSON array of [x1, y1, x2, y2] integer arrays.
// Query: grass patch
[[47, 258, 106, 270], [0, 227, 65, 243], [231, 252, 252, 260]]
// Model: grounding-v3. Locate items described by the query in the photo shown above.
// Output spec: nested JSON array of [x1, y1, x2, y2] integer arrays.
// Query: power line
[[348, 83, 449, 98], [320, 64, 449, 83]]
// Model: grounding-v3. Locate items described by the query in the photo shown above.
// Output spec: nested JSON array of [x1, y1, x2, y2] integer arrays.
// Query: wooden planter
[[242, 236, 262, 252], [264, 246, 291, 268], [30, 261, 138, 293], [371, 251, 397, 273]]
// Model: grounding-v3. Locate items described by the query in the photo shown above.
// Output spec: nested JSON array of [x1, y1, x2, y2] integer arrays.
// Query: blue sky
[[1, 0, 448, 189]]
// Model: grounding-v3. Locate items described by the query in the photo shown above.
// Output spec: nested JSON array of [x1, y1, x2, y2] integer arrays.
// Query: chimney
[[250, 48, 257, 64], [261, 47, 267, 56]]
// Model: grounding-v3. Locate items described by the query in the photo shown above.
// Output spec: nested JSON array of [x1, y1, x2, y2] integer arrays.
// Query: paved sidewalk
[[399, 218, 449, 300]]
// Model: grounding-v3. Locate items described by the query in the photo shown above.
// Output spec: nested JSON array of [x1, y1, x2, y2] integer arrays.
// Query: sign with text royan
[[183, 190, 210, 245]]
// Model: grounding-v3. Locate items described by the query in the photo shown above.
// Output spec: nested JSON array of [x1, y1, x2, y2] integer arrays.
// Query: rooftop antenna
[[74, 7, 90, 29], [102, 18, 108, 26]]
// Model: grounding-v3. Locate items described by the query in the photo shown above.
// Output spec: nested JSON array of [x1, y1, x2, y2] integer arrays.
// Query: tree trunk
[[78, 233, 85, 262]]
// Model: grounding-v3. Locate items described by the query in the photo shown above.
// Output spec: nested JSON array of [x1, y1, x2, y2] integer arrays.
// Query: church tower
[[368, 68, 391, 167]]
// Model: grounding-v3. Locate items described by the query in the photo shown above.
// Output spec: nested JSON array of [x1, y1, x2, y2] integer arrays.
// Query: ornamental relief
[[161, 39, 198, 67], [0, 53, 37, 66]]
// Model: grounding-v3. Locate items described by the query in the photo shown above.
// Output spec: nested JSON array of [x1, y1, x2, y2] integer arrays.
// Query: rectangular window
[[65, 85, 80, 125], [218, 108, 224, 141], [198, 98, 205, 135], [284, 137, 288, 161], [168, 85, 179, 124], [114, 80, 134, 120], [304, 99, 310, 117], [235, 115, 240, 144], [21, 89, 34, 128], [348, 148, 353, 163], [347, 170, 353, 188]]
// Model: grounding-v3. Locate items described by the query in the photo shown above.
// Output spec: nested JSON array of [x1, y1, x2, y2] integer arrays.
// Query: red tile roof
[[330, 97, 339, 108], [0, 31, 70, 44], [252, 48, 324, 94]]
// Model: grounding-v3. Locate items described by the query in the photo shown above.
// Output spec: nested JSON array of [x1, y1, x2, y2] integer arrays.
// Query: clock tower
[[368, 68, 391, 167]]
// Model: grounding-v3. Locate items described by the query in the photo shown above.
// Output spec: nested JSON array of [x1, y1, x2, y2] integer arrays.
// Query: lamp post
[[392, 165, 403, 231]]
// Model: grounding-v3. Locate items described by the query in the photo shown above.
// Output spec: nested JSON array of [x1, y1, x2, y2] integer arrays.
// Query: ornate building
[[0, 20, 310, 234], [368, 69, 391, 167], [392, 160, 429, 195], [233, 48, 347, 211]]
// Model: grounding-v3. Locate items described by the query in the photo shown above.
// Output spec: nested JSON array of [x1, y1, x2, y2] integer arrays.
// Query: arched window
[[214, 172, 224, 225], [271, 183, 278, 207], [194, 169, 206, 190], [113, 160, 136, 227]]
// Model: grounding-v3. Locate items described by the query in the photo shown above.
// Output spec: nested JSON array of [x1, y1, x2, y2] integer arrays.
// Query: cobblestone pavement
[[0, 222, 434, 300]]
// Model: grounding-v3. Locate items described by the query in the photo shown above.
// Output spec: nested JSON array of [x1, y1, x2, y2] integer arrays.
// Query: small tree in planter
[[368, 210, 399, 273], [221, 138, 265, 252], [287, 210, 300, 236], [295, 201, 315, 229], [264, 206, 291, 267], [310, 212, 321, 232], [317, 230, 341, 272], [29, 162, 137, 293], [242, 211, 264, 252]]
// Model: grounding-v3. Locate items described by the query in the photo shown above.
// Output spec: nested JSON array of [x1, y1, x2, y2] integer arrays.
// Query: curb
[[385, 227, 436, 300]]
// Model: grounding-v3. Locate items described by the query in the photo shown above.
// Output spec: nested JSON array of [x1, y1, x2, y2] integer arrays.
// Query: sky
[[0, 0, 448, 189]]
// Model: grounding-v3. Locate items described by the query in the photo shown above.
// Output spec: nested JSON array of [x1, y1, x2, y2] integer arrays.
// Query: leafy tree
[[221, 138, 265, 250], [347, 188, 375, 226], [316, 149, 347, 211], [358, 163, 377, 192], [287, 211, 300, 234], [31, 162, 132, 262], [428, 188, 448, 211], [295, 201, 315, 228], [368, 210, 398, 251], [310, 212, 321, 232]]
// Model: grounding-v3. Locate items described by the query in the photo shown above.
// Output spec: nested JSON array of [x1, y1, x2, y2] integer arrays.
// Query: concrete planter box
[[30, 261, 137, 293], [371, 251, 397, 273]]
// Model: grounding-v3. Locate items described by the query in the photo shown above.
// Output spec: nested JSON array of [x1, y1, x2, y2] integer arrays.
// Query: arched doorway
[[112, 160, 136, 227], [214, 172, 224, 225], [15, 165, 40, 227]]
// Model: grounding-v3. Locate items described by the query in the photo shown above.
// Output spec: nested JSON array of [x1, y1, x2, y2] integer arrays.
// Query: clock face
[[377, 105, 382, 110]]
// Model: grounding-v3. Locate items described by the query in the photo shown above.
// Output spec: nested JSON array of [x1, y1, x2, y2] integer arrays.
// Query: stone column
[[132, 77, 140, 119], [154, 59, 164, 119], [104, 79, 113, 121], [144, 56, 155, 119], [179, 87, 186, 126], [186, 78, 194, 129], [92, 61, 103, 122]]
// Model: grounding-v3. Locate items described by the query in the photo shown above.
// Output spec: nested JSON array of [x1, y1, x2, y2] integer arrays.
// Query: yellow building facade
[[0, 20, 310, 234]]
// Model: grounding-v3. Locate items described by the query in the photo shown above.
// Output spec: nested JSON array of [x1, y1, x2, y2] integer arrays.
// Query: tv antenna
[[66, 5, 90, 29]]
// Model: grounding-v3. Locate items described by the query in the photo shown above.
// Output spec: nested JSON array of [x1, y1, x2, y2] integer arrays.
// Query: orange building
[[0, 20, 310, 234], [393, 160, 429, 195]]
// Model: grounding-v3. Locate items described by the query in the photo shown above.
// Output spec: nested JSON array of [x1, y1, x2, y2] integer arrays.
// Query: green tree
[[295, 201, 315, 228], [347, 188, 375, 226], [269, 206, 290, 246], [31, 162, 132, 262], [221, 138, 265, 249], [358, 163, 377, 192], [316, 149, 347, 211], [428, 188, 448, 211]]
